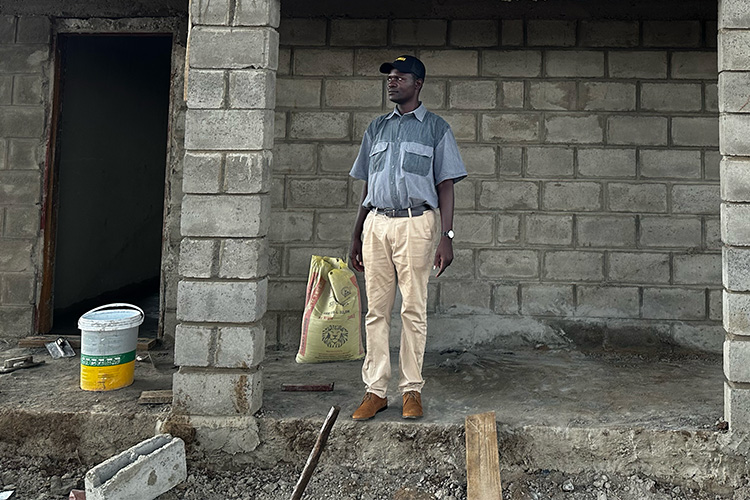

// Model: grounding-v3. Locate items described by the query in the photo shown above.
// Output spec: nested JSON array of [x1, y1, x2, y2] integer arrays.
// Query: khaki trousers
[[361, 208, 440, 398]]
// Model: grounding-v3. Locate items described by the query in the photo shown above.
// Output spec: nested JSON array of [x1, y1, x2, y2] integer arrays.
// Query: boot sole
[[352, 404, 388, 421], [402, 413, 423, 419]]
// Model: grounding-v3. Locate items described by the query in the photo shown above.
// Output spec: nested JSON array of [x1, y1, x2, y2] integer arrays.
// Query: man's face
[[387, 69, 422, 104]]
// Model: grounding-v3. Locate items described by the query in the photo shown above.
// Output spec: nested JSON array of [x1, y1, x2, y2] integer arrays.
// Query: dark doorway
[[41, 34, 172, 335]]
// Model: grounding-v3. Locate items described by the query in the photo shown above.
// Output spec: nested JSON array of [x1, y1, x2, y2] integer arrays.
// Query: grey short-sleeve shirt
[[349, 104, 467, 210]]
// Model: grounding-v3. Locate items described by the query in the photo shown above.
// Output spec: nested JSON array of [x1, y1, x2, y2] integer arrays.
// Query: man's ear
[[415, 78, 424, 92]]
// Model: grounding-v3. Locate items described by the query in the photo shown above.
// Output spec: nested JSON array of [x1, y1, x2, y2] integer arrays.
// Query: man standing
[[349, 56, 467, 420]]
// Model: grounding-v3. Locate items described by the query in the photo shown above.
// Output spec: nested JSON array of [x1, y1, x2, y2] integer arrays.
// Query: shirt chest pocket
[[369, 141, 388, 173], [401, 142, 434, 177]]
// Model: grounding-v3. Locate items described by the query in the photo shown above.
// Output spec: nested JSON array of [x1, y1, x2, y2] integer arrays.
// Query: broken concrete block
[[85, 434, 186, 500]]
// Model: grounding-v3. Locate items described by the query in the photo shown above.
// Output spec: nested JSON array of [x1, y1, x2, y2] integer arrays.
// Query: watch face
[[445, 230, 454, 239]]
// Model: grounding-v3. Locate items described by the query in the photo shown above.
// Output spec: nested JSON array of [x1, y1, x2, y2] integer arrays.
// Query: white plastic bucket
[[78, 303, 144, 391]]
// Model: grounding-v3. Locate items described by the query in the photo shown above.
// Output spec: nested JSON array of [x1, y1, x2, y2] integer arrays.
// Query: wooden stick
[[465, 411, 502, 500], [281, 383, 334, 392], [290, 405, 340, 500]]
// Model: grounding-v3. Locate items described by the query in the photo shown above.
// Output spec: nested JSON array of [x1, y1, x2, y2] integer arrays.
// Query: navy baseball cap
[[379, 55, 426, 80]]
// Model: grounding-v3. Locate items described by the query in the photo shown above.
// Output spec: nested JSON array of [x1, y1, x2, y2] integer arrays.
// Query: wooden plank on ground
[[18, 336, 81, 348], [282, 383, 334, 392], [138, 390, 173, 405], [137, 338, 157, 351], [465, 411, 502, 500]]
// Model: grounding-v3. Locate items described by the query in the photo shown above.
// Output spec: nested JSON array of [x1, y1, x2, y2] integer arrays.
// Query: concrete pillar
[[719, 0, 750, 430], [170, 0, 279, 451]]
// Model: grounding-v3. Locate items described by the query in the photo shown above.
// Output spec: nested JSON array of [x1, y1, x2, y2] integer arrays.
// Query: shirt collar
[[386, 102, 427, 122]]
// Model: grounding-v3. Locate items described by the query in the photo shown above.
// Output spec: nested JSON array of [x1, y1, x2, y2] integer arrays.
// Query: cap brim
[[379, 62, 396, 74]]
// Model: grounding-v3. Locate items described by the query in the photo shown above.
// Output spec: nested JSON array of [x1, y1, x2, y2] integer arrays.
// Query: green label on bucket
[[81, 350, 136, 367]]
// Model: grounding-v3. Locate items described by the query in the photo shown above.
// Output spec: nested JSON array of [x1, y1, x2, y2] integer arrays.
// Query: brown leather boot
[[402, 391, 423, 419], [352, 392, 388, 420]]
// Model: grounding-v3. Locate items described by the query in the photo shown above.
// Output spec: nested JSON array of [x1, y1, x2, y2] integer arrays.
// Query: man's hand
[[433, 238, 453, 277], [350, 238, 365, 272]]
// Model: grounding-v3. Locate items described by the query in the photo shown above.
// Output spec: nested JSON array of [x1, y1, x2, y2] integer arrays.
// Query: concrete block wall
[[269, 15, 722, 354], [719, 0, 750, 429], [0, 15, 50, 342]]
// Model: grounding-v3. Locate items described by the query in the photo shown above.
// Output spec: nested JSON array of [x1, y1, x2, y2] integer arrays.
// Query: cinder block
[[640, 216, 702, 248], [521, 284, 575, 316], [528, 81, 576, 110], [499, 147, 523, 176], [608, 51, 667, 79], [481, 113, 541, 142], [12, 75, 43, 105], [189, 27, 278, 70], [16, 16, 50, 44], [478, 249, 538, 278], [719, 30, 750, 71], [720, 0, 750, 29], [671, 184, 719, 214], [177, 278, 267, 323], [640, 83, 702, 112], [184, 109, 274, 150], [288, 178, 349, 207], [0, 76, 10, 105], [177, 415, 260, 454], [187, 70, 224, 109], [278, 18, 326, 46], [181, 194, 269, 237], [268, 211, 314, 242], [501, 20, 524, 46], [316, 211, 356, 241], [392, 19, 447, 46], [542, 181, 602, 211], [175, 324, 213, 366], [706, 216, 722, 249], [294, 49, 354, 76], [267, 279, 306, 310], [725, 246, 750, 291], [325, 79, 382, 108], [182, 152, 222, 193], [527, 20, 576, 47], [0, 305, 33, 339], [579, 21, 639, 47], [459, 146, 496, 176], [719, 72, 750, 114], [215, 325, 265, 368], [440, 281, 492, 313], [576, 286, 639, 318], [578, 82, 635, 111], [526, 214, 573, 246], [270, 177, 284, 208], [544, 114, 604, 144], [448, 80, 497, 109], [354, 49, 402, 76], [577, 215, 636, 248], [3, 206, 40, 237], [455, 180, 476, 210], [0, 46, 48, 74], [720, 114, 750, 156], [0, 16, 15, 43], [228, 70, 275, 109], [448, 248, 476, 278], [608, 183, 667, 213], [642, 287, 705, 320], [497, 214, 521, 243], [233, 0, 280, 28], [709, 288, 723, 320], [191, 0, 230, 25], [275, 111, 286, 138], [543, 250, 604, 281], [724, 289, 750, 334], [441, 112, 477, 141], [453, 213, 494, 244], [419, 50, 479, 76], [0, 106, 44, 138], [671, 51, 717, 79], [224, 151, 271, 194], [673, 253, 722, 285], [479, 181, 538, 210], [85, 435, 186, 500], [330, 19, 387, 46], [0, 273, 34, 305], [173, 368, 262, 415], [482, 50, 542, 77], [545, 51, 605, 78], [577, 148, 636, 178], [725, 339, 750, 382], [493, 285, 519, 314], [707, 20, 718, 48], [721, 157, 750, 202], [705, 150, 721, 180], [287, 246, 347, 276], [672, 117, 719, 147], [726, 382, 750, 429], [0, 171, 40, 204], [643, 21, 701, 47], [671, 324, 723, 354], [706, 83, 719, 112], [289, 112, 349, 139], [526, 147, 574, 177], [640, 149, 702, 179], [450, 20, 498, 47], [607, 116, 668, 146], [608, 252, 670, 283], [501, 81, 525, 108], [179, 239, 216, 278], [320, 144, 360, 173], [219, 239, 268, 279], [278, 48, 290, 76], [273, 143, 316, 173], [421, 79, 446, 109]]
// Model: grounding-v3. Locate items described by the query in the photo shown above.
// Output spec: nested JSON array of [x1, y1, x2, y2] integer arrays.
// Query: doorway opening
[[40, 34, 173, 336]]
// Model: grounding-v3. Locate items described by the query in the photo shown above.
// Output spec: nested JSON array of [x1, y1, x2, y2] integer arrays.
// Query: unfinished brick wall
[[268, 16, 722, 353]]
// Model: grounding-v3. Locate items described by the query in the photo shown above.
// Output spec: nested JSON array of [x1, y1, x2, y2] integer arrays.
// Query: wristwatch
[[442, 229, 455, 239]]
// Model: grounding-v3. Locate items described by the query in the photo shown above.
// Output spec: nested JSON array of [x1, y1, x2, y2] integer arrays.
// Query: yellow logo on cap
[[396, 57, 406, 61]]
